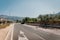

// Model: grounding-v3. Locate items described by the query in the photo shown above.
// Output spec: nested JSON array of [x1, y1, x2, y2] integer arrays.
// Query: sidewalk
[[0, 24, 13, 40]]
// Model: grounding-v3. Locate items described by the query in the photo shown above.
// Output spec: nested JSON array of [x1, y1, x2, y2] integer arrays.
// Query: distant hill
[[57, 12, 60, 15], [0, 15, 24, 21]]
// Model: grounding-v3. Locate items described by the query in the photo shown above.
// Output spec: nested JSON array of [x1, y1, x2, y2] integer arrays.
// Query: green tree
[[21, 17, 30, 23]]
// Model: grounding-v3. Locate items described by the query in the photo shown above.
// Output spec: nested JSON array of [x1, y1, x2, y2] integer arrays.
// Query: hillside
[[0, 15, 24, 21]]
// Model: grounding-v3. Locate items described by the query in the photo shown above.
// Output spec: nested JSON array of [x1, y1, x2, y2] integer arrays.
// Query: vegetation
[[37, 12, 60, 28], [21, 17, 38, 23], [0, 23, 10, 29], [16, 20, 21, 23], [21, 12, 60, 28], [38, 13, 60, 23], [0, 20, 12, 29]]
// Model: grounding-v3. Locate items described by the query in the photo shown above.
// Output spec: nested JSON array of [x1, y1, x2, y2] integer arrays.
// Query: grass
[[0, 23, 10, 29]]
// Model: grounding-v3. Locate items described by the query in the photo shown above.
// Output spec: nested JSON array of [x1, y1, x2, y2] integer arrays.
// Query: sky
[[0, 0, 60, 18]]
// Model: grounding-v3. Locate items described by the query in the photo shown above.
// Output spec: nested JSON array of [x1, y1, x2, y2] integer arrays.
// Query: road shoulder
[[0, 24, 14, 40]]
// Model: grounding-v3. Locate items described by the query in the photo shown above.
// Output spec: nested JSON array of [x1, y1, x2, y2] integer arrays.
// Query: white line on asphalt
[[23, 24, 45, 40], [18, 30, 29, 40], [5, 24, 14, 40], [11, 24, 15, 40], [5, 28, 11, 40]]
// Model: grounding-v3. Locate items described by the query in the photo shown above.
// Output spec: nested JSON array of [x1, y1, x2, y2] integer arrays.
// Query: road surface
[[11, 23, 60, 40]]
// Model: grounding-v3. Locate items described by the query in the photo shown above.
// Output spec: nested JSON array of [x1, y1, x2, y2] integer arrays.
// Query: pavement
[[9, 23, 60, 40], [0, 24, 14, 40], [24, 24, 60, 35]]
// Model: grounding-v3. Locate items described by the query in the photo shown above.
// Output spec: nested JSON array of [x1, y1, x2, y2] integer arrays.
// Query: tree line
[[21, 12, 60, 24], [20, 12, 60, 28]]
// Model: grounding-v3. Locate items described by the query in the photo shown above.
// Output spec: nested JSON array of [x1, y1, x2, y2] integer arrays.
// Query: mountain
[[0, 15, 24, 21], [57, 12, 60, 15]]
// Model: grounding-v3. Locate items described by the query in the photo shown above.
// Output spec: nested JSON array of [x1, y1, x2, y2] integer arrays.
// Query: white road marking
[[11, 24, 14, 40], [5, 28, 12, 40], [23, 24, 45, 40], [5, 24, 15, 40], [18, 30, 29, 40]]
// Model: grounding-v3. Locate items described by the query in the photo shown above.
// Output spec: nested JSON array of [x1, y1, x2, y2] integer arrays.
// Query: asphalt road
[[12, 23, 60, 40]]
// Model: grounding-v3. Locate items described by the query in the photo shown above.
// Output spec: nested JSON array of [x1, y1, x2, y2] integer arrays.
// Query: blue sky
[[0, 0, 60, 17]]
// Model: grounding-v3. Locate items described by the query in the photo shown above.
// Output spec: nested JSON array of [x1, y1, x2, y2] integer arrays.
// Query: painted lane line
[[5, 24, 14, 40], [18, 30, 29, 40], [5, 28, 12, 40], [23, 24, 45, 40], [11, 24, 15, 40]]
